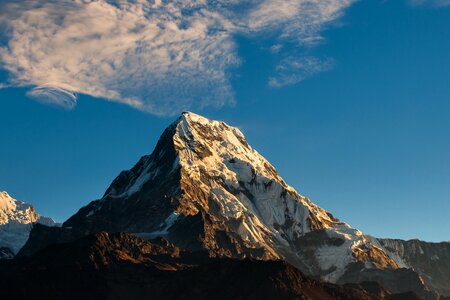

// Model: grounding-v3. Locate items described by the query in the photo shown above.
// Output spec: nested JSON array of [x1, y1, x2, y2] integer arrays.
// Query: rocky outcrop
[[379, 238, 450, 297]]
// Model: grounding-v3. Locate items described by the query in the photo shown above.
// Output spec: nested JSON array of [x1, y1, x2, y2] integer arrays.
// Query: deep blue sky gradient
[[1, 1, 449, 241]]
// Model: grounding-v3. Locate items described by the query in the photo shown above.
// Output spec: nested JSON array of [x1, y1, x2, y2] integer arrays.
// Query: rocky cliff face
[[379, 238, 450, 297], [17, 112, 443, 298], [0, 191, 59, 256]]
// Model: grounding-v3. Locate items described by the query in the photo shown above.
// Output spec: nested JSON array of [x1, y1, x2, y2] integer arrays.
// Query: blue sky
[[0, 0, 449, 242]]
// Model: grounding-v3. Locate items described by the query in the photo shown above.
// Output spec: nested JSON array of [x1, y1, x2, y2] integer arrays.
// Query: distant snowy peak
[[0, 191, 39, 225], [378, 238, 450, 296], [0, 191, 59, 255]]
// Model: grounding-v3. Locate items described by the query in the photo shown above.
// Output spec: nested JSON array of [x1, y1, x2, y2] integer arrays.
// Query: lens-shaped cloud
[[0, 0, 355, 115], [27, 85, 77, 110]]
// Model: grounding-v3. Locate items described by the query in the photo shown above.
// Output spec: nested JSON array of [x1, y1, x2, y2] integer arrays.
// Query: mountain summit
[[61, 112, 395, 279], [20, 112, 438, 298], [0, 191, 58, 256]]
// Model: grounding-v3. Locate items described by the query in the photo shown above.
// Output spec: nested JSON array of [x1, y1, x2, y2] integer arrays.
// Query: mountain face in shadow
[[378, 239, 450, 297], [0, 232, 425, 300]]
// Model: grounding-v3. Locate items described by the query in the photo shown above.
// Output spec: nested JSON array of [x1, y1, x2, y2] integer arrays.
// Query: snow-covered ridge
[[174, 112, 337, 230], [0, 191, 59, 255], [171, 112, 398, 281], [0, 191, 39, 225]]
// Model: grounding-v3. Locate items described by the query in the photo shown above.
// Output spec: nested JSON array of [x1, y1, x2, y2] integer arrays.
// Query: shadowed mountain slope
[[1, 232, 425, 300]]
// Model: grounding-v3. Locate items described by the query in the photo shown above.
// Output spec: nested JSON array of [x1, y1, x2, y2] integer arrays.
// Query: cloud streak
[[0, 0, 355, 115], [269, 56, 335, 88]]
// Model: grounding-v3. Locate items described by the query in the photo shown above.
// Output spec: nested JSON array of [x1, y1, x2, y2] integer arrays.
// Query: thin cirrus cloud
[[0, 0, 355, 116], [268, 56, 335, 88]]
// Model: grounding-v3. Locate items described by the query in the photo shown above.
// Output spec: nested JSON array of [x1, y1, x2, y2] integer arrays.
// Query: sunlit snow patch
[[135, 212, 179, 239]]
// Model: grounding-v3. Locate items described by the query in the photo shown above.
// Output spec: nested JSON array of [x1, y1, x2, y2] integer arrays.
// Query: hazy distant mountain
[[18, 112, 448, 299], [378, 238, 450, 297], [0, 191, 59, 257]]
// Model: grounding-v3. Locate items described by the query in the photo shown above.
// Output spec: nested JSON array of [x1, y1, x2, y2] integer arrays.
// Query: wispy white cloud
[[0, 83, 11, 89], [0, 0, 355, 115], [246, 0, 353, 44], [269, 56, 334, 88]]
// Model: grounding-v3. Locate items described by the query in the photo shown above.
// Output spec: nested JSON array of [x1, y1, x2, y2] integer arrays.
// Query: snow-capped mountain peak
[[174, 112, 338, 245], [172, 112, 398, 281], [59, 112, 400, 283], [0, 191, 39, 225], [0, 191, 58, 255]]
